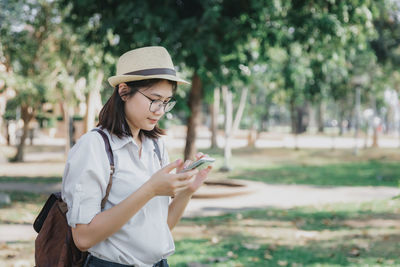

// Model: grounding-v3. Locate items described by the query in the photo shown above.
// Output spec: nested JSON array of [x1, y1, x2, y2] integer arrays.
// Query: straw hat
[[108, 46, 190, 87]]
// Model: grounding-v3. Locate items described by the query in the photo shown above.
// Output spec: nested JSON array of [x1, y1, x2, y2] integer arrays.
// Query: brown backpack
[[33, 129, 114, 267]]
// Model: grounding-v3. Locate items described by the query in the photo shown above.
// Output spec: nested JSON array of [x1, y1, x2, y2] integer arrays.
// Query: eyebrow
[[150, 93, 173, 99]]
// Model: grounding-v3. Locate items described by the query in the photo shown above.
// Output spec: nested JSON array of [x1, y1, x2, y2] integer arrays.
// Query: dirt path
[[0, 182, 62, 194]]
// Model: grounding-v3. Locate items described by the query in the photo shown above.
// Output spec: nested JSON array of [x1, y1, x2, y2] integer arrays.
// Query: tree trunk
[[210, 87, 220, 149], [14, 105, 34, 162], [260, 112, 269, 132], [184, 72, 203, 161], [316, 100, 324, 133], [371, 95, 379, 148], [232, 87, 248, 134], [289, 97, 298, 134], [221, 86, 232, 171], [0, 93, 7, 144], [290, 99, 308, 134], [6, 120, 10, 145], [338, 107, 345, 136], [247, 124, 258, 148], [61, 102, 72, 156], [353, 86, 361, 155], [247, 91, 258, 147], [298, 103, 310, 134]]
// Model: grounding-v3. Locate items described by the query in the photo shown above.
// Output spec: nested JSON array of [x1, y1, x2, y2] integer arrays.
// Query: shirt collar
[[100, 128, 132, 151], [102, 128, 153, 152]]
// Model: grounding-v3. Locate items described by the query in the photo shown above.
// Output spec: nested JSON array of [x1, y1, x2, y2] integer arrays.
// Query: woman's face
[[124, 80, 174, 133]]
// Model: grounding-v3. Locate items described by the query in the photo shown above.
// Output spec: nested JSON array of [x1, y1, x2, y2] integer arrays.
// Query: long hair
[[97, 79, 177, 139]]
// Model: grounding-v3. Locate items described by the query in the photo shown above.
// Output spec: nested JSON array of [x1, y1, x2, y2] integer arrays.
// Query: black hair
[[97, 79, 177, 139]]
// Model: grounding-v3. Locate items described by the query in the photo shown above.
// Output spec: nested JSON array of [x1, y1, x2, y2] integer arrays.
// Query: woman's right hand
[[147, 159, 199, 197]]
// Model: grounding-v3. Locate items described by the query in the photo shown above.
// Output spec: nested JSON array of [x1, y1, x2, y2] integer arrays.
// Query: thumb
[[162, 159, 182, 173]]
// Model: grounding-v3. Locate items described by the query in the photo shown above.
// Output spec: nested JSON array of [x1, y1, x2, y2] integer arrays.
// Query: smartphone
[[180, 157, 215, 172]]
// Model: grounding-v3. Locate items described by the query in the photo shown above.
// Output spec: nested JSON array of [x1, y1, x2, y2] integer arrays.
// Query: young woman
[[62, 46, 212, 267]]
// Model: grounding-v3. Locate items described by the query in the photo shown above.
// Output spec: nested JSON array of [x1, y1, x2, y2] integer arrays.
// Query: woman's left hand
[[177, 152, 212, 195]]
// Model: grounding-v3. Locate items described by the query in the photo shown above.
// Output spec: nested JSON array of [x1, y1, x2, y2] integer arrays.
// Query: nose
[[153, 104, 165, 115]]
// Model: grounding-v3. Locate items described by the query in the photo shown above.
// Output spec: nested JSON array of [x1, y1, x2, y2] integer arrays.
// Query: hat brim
[[108, 74, 190, 87]]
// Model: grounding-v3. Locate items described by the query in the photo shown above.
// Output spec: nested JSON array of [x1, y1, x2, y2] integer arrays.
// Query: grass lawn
[[1, 146, 399, 187], [0, 191, 48, 224], [1, 146, 400, 266], [170, 147, 400, 187], [1, 191, 400, 266], [227, 160, 400, 187], [170, 199, 400, 267]]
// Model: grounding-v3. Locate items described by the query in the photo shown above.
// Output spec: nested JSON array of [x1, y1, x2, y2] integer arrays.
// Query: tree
[[46, 23, 110, 153], [263, 0, 379, 136], [1, 0, 108, 160], [0, 0, 55, 161], [61, 0, 278, 160]]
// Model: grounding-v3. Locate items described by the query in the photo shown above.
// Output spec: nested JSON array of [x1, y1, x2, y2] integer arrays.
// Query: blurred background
[[1, 0, 400, 266]]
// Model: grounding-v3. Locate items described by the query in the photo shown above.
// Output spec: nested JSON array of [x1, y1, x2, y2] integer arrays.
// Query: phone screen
[[181, 157, 215, 172]]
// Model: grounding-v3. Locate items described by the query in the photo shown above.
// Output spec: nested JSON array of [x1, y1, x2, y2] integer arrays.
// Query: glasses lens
[[149, 99, 177, 112], [164, 100, 176, 112], [149, 100, 163, 112]]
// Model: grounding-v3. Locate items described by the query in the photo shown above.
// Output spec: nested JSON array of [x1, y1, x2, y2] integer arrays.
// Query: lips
[[148, 118, 158, 124]]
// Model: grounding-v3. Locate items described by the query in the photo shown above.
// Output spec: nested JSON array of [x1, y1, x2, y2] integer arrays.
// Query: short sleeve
[[61, 131, 110, 228]]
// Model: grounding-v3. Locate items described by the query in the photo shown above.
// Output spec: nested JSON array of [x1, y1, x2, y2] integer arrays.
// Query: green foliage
[[2, 0, 400, 135], [0, 0, 58, 119], [60, 0, 284, 120]]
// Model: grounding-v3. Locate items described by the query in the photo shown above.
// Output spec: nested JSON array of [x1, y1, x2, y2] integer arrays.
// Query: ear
[[118, 83, 130, 101]]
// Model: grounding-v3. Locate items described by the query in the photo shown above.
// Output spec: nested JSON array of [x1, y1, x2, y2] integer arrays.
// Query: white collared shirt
[[61, 129, 174, 266]]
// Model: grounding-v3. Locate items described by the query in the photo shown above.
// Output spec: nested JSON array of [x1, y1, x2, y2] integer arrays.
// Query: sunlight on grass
[[169, 148, 400, 187], [1, 147, 400, 265], [227, 161, 400, 186], [0, 191, 47, 224], [170, 199, 400, 266]]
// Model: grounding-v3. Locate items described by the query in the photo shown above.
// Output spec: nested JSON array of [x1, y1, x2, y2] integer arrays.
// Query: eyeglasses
[[136, 90, 177, 113]]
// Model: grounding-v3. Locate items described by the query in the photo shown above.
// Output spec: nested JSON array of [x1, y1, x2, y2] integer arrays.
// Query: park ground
[[0, 136, 400, 266]]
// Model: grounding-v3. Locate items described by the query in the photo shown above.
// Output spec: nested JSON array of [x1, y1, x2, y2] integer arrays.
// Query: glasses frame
[[135, 90, 177, 113]]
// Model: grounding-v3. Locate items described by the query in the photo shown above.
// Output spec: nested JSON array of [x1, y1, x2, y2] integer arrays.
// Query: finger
[[176, 169, 198, 180], [200, 165, 212, 174], [175, 179, 191, 188], [183, 160, 192, 169], [177, 160, 192, 173], [195, 152, 204, 160], [175, 160, 185, 172], [162, 159, 183, 173]]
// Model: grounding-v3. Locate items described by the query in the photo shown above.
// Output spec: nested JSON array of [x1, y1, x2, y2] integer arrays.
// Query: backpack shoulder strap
[[152, 138, 162, 167], [92, 128, 114, 210]]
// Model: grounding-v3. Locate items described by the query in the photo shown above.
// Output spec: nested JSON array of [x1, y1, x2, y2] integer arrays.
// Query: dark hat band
[[123, 68, 176, 76]]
